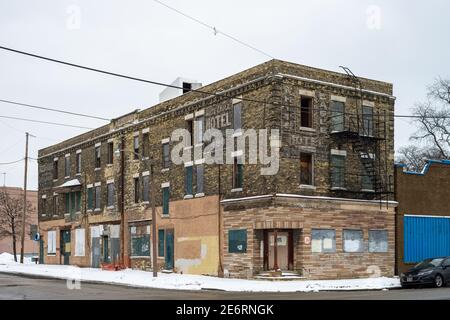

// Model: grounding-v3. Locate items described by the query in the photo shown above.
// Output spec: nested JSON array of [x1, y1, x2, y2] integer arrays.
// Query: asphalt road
[[1, 273, 450, 300]]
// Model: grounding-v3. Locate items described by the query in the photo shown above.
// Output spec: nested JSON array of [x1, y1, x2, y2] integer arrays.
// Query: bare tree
[[397, 78, 450, 170], [0, 189, 33, 262]]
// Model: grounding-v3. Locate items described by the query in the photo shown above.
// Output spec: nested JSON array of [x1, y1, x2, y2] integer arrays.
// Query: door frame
[[165, 229, 174, 270], [263, 229, 294, 271], [60, 229, 71, 265]]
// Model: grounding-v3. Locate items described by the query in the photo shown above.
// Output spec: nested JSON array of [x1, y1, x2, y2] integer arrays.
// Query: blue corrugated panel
[[404, 216, 450, 263]]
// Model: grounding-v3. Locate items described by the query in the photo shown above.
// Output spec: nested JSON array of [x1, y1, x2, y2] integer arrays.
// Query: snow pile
[[0, 252, 33, 265], [0, 260, 401, 292]]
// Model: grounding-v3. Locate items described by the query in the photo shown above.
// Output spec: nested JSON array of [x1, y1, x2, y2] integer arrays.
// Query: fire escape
[[330, 67, 393, 207]]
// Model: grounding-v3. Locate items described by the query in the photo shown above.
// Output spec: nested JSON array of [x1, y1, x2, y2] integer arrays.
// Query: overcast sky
[[1, 0, 449, 189]]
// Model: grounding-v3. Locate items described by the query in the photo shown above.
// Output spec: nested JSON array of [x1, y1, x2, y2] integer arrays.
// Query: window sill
[[195, 193, 205, 198], [161, 214, 170, 218], [184, 195, 193, 200], [94, 208, 101, 212], [94, 168, 101, 171], [47, 254, 56, 256], [64, 176, 70, 179], [53, 179, 58, 182], [361, 189, 375, 193], [161, 168, 169, 173], [299, 127, 316, 132], [75, 173, 81, 176], [232, 131, 243, 138], [64, 213, 70, 216], [106, 206, 115, 210], [142, 201, 150, 205], [299, 184, 316, 190], [331, 187, 347, 191], [231, 188, 243, 193], [106, 164, 113, 167], [130, 256, 151, 259]]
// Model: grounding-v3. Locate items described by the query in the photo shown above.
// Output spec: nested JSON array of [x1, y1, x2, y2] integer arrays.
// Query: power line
[[0, 158, 24, 165], [0, 115, 93, 129], [152, 0, 274, 60], [0, 99, 110, 121]]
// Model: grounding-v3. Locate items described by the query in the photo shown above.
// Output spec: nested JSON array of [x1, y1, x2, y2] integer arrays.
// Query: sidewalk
[[0, 253, 401, 292]]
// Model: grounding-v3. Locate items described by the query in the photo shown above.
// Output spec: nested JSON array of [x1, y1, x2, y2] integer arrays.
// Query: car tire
[[434, 274, 444, 288]]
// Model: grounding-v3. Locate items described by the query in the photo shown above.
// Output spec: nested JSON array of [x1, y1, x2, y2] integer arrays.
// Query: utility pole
[[150, 158, 157, 277], [20, 132, 29, 264]]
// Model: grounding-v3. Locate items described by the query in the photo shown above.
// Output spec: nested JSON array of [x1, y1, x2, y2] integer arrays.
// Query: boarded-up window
[[369, 230, 388, 252], [233, 102, 242, 130], [185, 165, 193, 195], [331, 101, 345, 132], [158, 229, 165, 257], [311, 229, 336, 253], [331, 155, 345, 188], [95, 186, 101, 209], [196, 165, 204, 194], [75, 228, 85, 256], [107, 142, 114, 165], [130, 224, 150, 257], [107, 183, 115, 207], [162, 143, 170, 168], [64, 156, 70, 177], [162, 187, 170, 215], [87, 187, 94, 210], [300, 153, 313, 185], [142, 175, 149, 202], [300, 96, 313, 128], [343, 229, 364, 253], [47, 230, 56, 255], [228, 229, 247, 253]]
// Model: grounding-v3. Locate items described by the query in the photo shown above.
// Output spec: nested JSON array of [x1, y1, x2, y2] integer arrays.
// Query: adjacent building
[[395, 160, 450, 274], [38, 59, 396, 279]]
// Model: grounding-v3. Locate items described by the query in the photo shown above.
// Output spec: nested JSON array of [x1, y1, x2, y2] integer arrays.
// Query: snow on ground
[[0, 253, 401, 292], [0, 252, 33, 264]]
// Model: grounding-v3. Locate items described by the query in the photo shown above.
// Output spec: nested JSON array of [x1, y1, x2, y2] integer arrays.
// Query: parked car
[[401, 257, 450, 288]]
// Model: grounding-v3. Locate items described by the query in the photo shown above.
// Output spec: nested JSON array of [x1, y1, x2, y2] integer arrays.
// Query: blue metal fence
[[404, 216, 450, 263]]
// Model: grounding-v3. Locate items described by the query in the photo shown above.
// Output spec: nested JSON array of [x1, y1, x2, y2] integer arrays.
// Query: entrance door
[[92, 237, 101, 268], [264, 230, 293, 271], [103, 236, 110, 263], [165, 229, 174, 270], [60, 230, 71, 265]]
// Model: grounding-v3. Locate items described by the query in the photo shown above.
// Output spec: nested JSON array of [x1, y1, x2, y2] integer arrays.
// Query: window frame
[[107, 182, 115, 208], [331, 100, 345, 132], [162, 142, 170, 169], [369, 229, 388, 253], [343, 229, 364, 253], [95, 146, 101, 169], [76, 152, 82, 174], [311, 229, 336, 253], [107, 142, 114, 165], [300, 153, 313, 186], [300, 96, 313, 128], [330, 154, 346, 189]]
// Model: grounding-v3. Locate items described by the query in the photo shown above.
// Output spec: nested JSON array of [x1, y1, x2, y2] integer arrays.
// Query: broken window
[[369, 230, 388, 253], [133, 135, 139, 160], [162, 142, 170, 169], [300, 96, 313, 128], [64, 156, 70, 177], [142, 132, 149, 158], [300, 153, 313, 185], [185, 165, 193, 196], [311, 229, 336, 253], [186, 119, 193, 147], [228, 229, 247, 253], [76, 153, 81, 174], [162, 186, 170, 215], [233, 156, 243, 189], [331, 101, 345, 132], [362, 105, 373, 136], [95, 146, 101, 169], [142, 175, 149, 202], [53, 159, 58, 180], [130, 224, 150, 257], [343, 229, 364, 253], [107, 142, 114, 165], [330, 154, 345, 188], [134, 177, 140, 203], [107, 183, 115, 207]]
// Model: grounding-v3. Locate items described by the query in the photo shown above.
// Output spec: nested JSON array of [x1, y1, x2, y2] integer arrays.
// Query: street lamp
[[114, 147, 158, 277]]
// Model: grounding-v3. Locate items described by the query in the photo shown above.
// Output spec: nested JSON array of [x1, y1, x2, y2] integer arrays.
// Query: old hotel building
[[38, 60, 396, 279]]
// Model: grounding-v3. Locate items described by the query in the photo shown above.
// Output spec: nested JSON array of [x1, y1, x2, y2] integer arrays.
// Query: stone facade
[[37, 59, 396, 279]]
